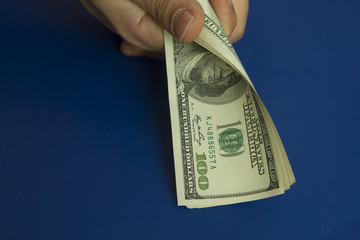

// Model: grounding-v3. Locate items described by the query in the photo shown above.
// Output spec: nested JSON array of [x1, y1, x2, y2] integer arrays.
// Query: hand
[[80, 0, 249, 58]]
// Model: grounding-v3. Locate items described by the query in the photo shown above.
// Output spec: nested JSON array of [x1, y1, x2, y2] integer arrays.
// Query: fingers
[[80, 0, 248, 58], [79, 0, 116, 32], [209, 0, 237, 38], [80, 0, 165, 54], [209, 0, 248, 43], [120, 41, 164, 58], [131, 0, 205, 42], [229, 0, 249, 42]]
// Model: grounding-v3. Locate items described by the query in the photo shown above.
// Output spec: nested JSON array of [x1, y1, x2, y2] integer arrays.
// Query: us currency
[[165, 0, 295, 208]]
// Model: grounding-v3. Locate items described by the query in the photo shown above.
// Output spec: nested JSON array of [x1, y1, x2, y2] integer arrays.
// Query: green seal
[[218, 128, 243, 153]]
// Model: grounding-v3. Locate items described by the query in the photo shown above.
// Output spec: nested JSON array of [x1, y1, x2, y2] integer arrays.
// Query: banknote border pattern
[[250, 89, 279, 190], [173, 17, 279, 200], [203, 15, 239, 60]]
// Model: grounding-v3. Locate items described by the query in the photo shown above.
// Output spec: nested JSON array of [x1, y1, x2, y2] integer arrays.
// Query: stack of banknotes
[[165, 0, 295, 208]]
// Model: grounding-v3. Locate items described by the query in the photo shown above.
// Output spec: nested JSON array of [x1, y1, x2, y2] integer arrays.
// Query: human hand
[[80, 0, 249, 58]]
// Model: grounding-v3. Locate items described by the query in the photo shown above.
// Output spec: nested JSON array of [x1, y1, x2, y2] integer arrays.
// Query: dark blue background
[[1, 1, 359, 239]]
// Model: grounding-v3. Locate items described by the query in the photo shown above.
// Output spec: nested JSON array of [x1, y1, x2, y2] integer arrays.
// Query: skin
[[80, 0, 249, 58]]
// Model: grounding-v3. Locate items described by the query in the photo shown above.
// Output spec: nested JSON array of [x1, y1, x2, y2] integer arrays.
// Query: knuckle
[[151, 0, 175, 25], [118, 15, 163, 52], [125, 23, 143, 43]]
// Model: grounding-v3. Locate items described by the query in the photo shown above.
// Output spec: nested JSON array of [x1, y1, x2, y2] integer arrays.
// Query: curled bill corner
[[164, 0, 295, 208]]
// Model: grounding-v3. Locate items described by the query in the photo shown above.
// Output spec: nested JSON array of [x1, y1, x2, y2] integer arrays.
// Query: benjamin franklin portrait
[[175, 43, 247, 104]]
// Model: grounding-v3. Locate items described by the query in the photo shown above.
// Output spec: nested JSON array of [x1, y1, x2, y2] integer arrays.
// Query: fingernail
[[171, 8, 194, 41]]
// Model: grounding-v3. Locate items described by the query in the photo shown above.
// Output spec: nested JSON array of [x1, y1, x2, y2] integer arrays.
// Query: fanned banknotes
[[165, 0, 295, 208]]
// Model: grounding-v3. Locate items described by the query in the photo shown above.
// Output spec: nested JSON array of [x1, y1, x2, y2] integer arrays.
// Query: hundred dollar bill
[[165, 0, 295, 208]]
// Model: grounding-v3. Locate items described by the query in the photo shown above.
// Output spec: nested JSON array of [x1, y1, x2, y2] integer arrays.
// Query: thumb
[[131, 0, 205, 42]]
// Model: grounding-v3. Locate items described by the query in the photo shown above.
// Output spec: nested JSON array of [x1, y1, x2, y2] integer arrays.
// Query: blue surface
[[1, 1, 360, 239]]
